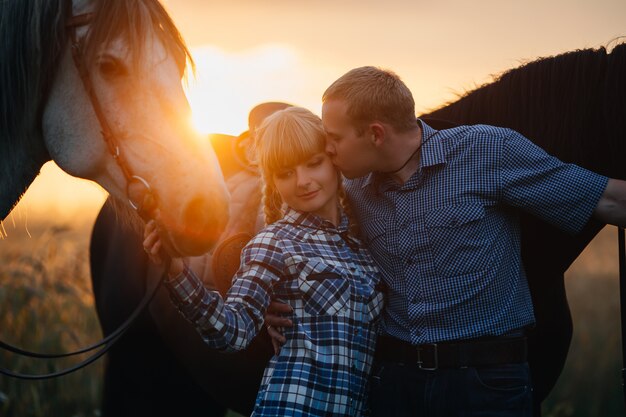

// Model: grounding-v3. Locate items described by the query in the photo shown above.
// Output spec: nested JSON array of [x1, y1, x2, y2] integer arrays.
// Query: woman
[[144, 107, 384, 416]]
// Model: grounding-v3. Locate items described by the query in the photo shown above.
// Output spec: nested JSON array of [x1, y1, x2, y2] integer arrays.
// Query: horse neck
[[0, 131, 50, 220], [422, 46, 626, 180]]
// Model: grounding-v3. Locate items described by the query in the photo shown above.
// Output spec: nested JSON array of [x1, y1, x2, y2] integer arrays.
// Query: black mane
[[423, 42, 626, 180]]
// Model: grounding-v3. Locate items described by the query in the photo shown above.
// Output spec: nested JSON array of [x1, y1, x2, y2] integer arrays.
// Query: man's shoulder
[[440, 123, 513, 142], [437, 123, 517, 157]]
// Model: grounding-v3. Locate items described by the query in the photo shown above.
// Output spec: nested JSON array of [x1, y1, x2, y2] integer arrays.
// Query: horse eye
[[98, 58, 126, 80]]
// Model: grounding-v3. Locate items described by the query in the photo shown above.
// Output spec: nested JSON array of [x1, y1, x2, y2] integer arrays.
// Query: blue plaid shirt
[[345, 120, 608, 345], [166, 208, 384, 416]]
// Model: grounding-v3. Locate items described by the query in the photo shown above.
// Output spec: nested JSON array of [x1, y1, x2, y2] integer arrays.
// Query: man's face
[[322, 99, 374, 179]]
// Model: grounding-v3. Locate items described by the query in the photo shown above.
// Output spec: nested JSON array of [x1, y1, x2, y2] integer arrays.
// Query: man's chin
[[339, 169, 362, 180]]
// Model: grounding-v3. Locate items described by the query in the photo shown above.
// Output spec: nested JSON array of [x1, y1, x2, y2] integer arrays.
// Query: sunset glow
[[5, 0, 625, 223], [186, 44, 325, 136]]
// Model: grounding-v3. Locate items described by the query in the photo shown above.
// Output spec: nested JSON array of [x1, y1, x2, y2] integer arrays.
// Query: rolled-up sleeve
[[499, 129, 608, 234]]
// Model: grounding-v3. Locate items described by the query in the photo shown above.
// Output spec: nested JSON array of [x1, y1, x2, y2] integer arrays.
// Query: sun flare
[[185, 44, 324, 137]]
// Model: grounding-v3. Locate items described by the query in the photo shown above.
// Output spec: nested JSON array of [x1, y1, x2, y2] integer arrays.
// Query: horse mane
[[423, 41, 626, 179], [0, 0, 68, 158]]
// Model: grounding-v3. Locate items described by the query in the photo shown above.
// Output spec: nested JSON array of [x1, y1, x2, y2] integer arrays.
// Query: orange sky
[[5, 0, 626, 225]]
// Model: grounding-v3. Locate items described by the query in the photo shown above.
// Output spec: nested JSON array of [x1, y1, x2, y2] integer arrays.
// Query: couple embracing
[[144, 66, 626, 416]]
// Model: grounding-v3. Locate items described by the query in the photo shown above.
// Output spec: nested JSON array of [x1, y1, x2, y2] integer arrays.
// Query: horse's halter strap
[[65, 13, 155, 215]]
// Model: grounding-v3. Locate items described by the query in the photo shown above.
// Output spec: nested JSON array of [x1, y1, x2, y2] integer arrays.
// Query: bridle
[[0, 11, 169, 379], [67, 12, 156, 213]]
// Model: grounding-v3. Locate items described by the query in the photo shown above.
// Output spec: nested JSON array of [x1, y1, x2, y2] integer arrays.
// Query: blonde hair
[[322, 66, 417, 134], [254, 107, 358, 235]]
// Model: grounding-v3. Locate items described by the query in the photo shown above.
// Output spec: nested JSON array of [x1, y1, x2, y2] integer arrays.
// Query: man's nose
[[325, 142, 336, 156]]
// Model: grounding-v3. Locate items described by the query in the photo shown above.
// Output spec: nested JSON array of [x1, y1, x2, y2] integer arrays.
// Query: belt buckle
[[417, 343, 438, 370]]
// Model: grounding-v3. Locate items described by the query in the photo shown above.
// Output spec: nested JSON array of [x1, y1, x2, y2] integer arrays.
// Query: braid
[[261, 177, 283, 226], [338, 184, 360, 237]]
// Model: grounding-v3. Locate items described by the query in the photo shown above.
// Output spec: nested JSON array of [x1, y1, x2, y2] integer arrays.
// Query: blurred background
[[1, 0, 625, 415]]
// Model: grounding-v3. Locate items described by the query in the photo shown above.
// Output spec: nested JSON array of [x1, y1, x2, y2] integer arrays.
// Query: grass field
[[0, 211, 624, 416]]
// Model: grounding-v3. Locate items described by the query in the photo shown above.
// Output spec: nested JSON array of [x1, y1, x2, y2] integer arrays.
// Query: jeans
[[368, 360, 532, 417]]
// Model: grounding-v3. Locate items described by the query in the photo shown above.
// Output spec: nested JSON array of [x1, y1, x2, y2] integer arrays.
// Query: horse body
[[1, 0, 230, 255], [421, 43, 626, 404]]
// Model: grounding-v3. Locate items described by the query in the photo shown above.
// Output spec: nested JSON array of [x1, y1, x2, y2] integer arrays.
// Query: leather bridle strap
[[67, 12, 133, 182], [66, 13, 157, 214]]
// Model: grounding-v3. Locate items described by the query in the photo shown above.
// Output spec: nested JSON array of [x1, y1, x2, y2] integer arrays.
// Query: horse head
[[1, 0, 230, 256]]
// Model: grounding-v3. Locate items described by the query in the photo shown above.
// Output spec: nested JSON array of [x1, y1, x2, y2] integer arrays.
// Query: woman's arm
[[144, 221, 282, 352]]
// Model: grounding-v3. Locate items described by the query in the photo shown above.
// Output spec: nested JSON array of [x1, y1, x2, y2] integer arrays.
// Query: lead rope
[[617, 227, 626, 404], [0, 257, 170, 379]]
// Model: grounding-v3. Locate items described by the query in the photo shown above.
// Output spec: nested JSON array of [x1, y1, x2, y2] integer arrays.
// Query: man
[[268, 66, 626, 416]]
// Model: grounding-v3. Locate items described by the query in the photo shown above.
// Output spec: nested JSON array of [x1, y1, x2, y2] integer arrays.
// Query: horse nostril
[[183, 196, 211, 230]]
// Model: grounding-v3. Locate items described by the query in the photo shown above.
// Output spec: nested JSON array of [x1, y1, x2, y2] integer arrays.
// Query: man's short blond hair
[[322, 66, 417, 133]]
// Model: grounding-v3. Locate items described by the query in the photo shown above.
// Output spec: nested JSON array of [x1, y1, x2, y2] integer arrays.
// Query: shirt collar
[[282, 207, 349, 233], [362, 118, 446, 190]]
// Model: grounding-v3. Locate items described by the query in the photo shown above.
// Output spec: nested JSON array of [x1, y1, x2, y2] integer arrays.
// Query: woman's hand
[[143, 220, 184, 277]]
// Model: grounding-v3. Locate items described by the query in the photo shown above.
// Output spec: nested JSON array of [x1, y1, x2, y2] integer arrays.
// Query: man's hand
[[265, 301, 294, 355], [593, 178, 626, 227]]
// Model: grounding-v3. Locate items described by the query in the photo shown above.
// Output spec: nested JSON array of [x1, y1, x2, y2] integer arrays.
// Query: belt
[[374, 335, 527, 370]]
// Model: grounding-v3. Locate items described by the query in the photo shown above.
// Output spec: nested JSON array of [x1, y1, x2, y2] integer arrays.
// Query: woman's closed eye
[[275, 169, 294, 179], [307, 157, 323, 168]]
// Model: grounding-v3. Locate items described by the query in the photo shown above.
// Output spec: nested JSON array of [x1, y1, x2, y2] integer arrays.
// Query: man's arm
[[592, 178, 626, 227], [265, 302, 293, 355]]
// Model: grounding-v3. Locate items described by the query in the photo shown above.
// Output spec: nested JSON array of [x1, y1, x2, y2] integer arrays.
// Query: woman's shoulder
[[245, 220, 294, 249]]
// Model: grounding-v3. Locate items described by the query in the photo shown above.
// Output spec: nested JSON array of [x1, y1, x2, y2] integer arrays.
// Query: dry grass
[[0, 218, 103, 417], [0, 214, 624, 416]]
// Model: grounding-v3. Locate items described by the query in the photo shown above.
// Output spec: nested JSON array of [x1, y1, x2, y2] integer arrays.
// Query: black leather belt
[[375, 335, 527, 370]]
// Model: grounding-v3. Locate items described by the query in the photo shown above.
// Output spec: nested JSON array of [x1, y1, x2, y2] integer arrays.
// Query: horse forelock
[[85, 0, 194, 79], [423, 41, 626, 178]]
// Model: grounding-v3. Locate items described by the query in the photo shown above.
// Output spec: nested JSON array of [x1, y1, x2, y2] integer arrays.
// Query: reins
[[0, 11, 167, 379], [0, 259, 169, 379], [618, 227, 626, 404]]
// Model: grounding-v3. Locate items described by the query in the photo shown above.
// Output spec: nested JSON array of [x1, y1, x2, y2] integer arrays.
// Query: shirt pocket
[[297, 259, 350, 316], [425, 204, 488, 277]]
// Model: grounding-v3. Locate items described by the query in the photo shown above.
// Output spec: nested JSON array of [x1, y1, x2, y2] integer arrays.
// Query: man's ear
[[369, 123, 386, 147]]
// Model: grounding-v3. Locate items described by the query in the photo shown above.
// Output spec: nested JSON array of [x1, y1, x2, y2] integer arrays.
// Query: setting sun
[[185, 44, 326, 136]]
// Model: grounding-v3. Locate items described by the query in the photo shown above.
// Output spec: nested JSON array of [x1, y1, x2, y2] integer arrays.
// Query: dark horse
[[91, 43, 626, 416]]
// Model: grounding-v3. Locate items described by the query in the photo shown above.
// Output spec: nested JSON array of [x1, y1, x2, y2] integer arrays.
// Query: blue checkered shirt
[[166, 208, 384, 416], [345, 120, 608, 345]]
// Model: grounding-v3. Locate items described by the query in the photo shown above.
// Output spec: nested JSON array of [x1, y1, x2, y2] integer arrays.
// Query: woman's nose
[[295, 170, 311, 188]]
